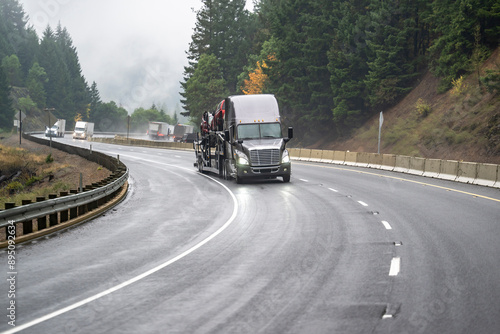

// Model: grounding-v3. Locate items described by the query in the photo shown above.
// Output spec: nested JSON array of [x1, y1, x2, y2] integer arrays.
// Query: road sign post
[[378, 111, 384, 154]]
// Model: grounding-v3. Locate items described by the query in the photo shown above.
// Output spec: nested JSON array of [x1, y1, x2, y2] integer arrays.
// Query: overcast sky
[[20, 0, 252, 116]]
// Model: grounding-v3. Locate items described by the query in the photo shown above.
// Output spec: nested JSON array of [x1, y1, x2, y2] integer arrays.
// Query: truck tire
[[198, 156, 204, 173], [235, 167, 242, 184], [283, 174, 291, 183]]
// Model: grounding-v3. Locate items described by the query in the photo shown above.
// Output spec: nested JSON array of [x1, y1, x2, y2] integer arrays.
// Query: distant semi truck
[[147, 121, 173, 140], [173, 124, 194, 142], [45, 119, 66, 137], [73, 121, 94, 140]]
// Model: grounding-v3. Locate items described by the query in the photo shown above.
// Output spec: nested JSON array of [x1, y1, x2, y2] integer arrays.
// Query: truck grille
[[250, 149, 280, 166]]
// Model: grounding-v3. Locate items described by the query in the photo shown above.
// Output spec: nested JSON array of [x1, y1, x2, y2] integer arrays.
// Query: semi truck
[[147, 121, 173, 140], [173, 124, 194, 142], [73, 121, 94, 140], [194, 94, 293, 183], [45, 119, 66, 137]]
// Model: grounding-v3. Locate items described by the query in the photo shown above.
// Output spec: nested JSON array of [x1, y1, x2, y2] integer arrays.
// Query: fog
[[20, 0, 204, 115]]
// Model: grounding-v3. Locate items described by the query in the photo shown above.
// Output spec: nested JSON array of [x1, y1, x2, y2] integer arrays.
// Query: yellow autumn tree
[[241, 55, 276, 95], [74, 113, 82, 123]]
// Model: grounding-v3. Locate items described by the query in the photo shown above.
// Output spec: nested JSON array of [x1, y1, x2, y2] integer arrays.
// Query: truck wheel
[[198, 157, 204, 173], [235, 167, 242, 184], [283, 174, 291, 183]]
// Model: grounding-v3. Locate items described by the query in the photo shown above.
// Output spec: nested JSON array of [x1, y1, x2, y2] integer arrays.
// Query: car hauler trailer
[[194, 94, 293, 183]]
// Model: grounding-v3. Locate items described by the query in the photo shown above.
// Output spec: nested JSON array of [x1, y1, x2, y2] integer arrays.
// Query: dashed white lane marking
[[3, 159, 239, 334], [358, 201, 368, 207], [381, 221, 392, 230], [389, 257, 401, 276], [328, 188, 338, 192], [300, 179, 309, 182]]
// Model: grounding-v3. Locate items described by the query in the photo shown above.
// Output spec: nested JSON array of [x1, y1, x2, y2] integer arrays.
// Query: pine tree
[[26, 62, 48, 109], [182, 0, 253, 96], [181, 53, 228, 121], [0, 66, 14, 129]]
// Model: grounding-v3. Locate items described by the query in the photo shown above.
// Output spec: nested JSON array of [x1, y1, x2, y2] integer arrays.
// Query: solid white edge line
[[3, 160, 238, 334], [389, 257, 401, 276], [381, 221, 393, 230]]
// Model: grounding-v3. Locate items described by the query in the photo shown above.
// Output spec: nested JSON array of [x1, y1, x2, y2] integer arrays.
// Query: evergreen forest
[[180, 0, 500, 142], [1, 0, 499, 143], [0, 0, 175, 132]]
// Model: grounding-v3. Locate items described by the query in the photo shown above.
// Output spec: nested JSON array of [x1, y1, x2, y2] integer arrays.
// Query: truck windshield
[[237, 123, 282, 140], [75, 127, 85, 132]]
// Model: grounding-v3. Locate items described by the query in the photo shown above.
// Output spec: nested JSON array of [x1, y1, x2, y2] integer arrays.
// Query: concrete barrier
[[332, 151, 346, 164], [380, 154, 396, 171], [474, 163, 498, 187], [408, 157, 426, 176], [456, 161, 478, 184], [344, 152, 358, 166], [356, 152, 371, 167], [320, 150, 334, 163], [423, 159, 441, 178], [310, 149, 323, 162], [299, 149, 312, 161], [394, 155, 411, 173], [289, 148, 300, 159], [440, 160, 459, 181], [368, 153, 383, 169]]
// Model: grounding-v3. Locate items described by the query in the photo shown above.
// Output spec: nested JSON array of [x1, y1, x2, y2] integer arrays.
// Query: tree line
[[180, 0, 500, 142], [0, 0, 178, 132]]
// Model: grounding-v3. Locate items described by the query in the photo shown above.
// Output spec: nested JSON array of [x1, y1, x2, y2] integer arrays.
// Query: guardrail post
[[36, 196, 47, 231], [48, 194, 58, 226], [70, 190, 78, 219], [59, 192, 69, 223], [22, 200, 33, 235], [4, 203, 16, 238]]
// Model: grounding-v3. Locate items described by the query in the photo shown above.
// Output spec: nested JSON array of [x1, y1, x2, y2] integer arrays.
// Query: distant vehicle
[[73, 121, 94, 140], [45, 119, 66, 137], [147, 121, 173, 140], [181, 133, 198, 143], [173, 124, 194, 142]]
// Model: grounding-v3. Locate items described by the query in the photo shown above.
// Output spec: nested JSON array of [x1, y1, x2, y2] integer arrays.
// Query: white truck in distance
[[45, 119, 66, 137], [73, 121, 94, 140]]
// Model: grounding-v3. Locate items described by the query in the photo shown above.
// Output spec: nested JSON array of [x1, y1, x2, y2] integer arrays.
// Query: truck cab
[[224, 94, 292, 183]]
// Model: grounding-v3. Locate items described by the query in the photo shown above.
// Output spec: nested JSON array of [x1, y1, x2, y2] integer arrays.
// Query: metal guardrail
[[0, 169, 128, 227], [0, 134, 129, 244]]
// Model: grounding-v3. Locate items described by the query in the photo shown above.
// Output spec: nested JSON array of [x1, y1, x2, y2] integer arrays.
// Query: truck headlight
[[235, 150, 249, 165], [282, 149, 290, 163]]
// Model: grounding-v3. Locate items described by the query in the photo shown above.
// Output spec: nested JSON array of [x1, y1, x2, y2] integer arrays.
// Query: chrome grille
[[250, 149, 280, 166]]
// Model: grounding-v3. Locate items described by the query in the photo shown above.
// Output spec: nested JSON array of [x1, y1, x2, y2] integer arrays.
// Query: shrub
[[415, 98, 432, 118], [45, 153, 53, 163], [451, 76, 467, 96]]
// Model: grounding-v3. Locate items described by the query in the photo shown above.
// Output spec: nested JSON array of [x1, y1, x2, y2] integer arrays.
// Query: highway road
[[1, 138, 499, 333]]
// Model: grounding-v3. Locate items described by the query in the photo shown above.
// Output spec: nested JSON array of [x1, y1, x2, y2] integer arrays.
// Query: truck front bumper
[[236, 162, 291, 179]]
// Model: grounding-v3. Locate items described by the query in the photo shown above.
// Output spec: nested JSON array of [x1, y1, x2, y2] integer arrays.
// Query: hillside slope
[[315, 48, 500, 164]]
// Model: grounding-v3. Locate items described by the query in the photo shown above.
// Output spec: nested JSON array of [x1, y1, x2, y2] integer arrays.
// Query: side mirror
[[284, 127, 293, 143]]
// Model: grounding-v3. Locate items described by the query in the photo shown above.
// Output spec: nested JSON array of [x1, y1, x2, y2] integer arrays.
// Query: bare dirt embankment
[[314, 48, 500, 165], [0, 135, 110, 207]]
